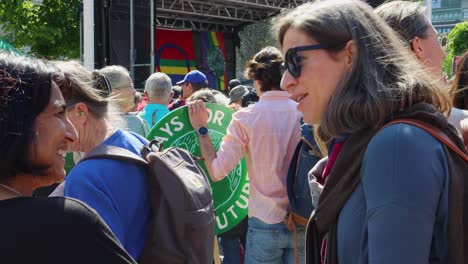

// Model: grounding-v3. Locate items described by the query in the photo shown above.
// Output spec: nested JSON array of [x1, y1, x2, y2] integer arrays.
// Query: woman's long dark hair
[[0, 53, 55, 179], [451, 51, 468, 110]]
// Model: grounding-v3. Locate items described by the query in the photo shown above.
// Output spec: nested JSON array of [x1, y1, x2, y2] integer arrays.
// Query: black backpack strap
[[80, 144, 148, 166]]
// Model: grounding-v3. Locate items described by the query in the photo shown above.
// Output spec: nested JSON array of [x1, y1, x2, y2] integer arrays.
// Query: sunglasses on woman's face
[[282, 44, 328, 78]]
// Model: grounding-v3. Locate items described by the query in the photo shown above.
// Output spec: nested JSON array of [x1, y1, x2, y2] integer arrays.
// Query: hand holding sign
[[187, 100, 209, 130], [146, 103, 249, 235]]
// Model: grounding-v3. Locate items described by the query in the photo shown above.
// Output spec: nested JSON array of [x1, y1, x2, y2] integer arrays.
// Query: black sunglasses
[[283, 44, 328, 78]]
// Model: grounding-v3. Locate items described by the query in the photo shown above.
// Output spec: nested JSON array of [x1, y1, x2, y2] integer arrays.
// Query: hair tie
[[92, 70, 112, 96]]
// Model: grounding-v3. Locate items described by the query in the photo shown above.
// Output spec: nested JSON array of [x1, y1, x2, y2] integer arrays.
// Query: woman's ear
[[344, 40, 357, 68], [169, 91, 174, 103], [75, 103, 88, 116], [70, 102, 89, 125], [411, 37, 424, 60]]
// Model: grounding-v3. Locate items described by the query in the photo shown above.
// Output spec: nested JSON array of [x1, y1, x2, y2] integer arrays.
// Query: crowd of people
[[0, 0, 467, 263]]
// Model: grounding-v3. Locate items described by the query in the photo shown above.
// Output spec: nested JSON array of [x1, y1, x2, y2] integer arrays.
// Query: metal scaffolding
[[155, 0, 308, 32], [86, 0, 309, 86]]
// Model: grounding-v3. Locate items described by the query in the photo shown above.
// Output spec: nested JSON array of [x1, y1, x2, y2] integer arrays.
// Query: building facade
[[432, 0, 468, 34]]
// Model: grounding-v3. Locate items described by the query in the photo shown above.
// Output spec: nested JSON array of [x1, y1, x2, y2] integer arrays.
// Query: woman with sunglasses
[[275, 0, 467, 263], [188, 46, 303, 263]]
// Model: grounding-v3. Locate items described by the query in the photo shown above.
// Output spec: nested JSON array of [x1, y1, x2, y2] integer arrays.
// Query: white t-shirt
[[448, 107, 468, 134]]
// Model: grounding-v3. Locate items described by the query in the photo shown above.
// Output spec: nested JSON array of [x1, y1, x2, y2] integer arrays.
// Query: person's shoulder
[[138, 107, 146, 115], [50, 197, 103, 220], [130, 113, 149, 126], [372, 122, 443, 145], [2, 197, 102, 225], [449, 107, 468, 120], [106, 129, 146, 150], [231, 105, 254, 120], [367, 123, 446, 162], [153, 103, 170, 111], [448, 107, 468, 132], [168, 99, 184, 110], [0, 197, 137, 264], [68, 132, 146, 180], [123, 112, 146, 125]]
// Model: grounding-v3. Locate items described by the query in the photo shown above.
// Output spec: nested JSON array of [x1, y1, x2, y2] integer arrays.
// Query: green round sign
[[146, 103, 249, 235]]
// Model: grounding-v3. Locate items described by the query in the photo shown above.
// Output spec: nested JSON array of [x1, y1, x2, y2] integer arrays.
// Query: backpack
[[286, 123, 323, 225], [81, 140, 215, 264], [241, 87, 259, 107]]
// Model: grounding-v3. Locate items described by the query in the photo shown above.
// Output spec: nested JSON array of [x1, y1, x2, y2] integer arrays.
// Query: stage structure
[[82, 0, 307, 89]]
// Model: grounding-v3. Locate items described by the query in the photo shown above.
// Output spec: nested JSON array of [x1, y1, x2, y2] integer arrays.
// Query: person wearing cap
[[169, 70, 208, 110], [227, 85, 248, 111], [228, 78, 241, 92]]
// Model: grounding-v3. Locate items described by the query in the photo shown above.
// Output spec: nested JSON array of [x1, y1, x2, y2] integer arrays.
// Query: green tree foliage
[[447, 21, 468, 56], [236, 20, 277, 80], [0, 0, 81, 59], [442, 21, 468, 77], [442, 53, 454, 78]]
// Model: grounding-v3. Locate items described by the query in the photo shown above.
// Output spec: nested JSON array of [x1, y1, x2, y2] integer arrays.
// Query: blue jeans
[[245, 217, 304, 264], [220, 236, 242, 264]]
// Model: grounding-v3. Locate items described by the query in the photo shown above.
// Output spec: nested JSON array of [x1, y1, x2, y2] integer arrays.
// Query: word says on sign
[[152, 108, 225, 143]]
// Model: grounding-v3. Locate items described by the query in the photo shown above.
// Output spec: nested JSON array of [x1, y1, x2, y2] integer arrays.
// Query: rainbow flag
[[200, 32, 228, 90], [155, 29, 228, 90], [155, 29, 197, 85]]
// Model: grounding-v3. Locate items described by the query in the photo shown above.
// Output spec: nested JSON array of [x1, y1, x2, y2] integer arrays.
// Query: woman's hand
[[308, 156, 328, 208], [187, 100, 208, 130]]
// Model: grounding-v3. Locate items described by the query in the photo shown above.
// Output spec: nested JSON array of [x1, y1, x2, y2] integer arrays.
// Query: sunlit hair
[[95, 65, 131, 91], [145, 72, 172, 100], [273, 0, 451, 139], [52, 61, 123, 127], [451, 51, 468, 110], [186, 88, 217, 104], [374, 1, 430, 45], [134, 91, 143, 105], [244, 46, 283, 92], [0, 53, 55, 178]]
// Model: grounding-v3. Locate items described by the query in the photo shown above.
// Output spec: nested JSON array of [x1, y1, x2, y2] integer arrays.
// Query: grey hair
[[96, 65, 131, 90], [374, 1, 430, 44], [273, 0, 451, 139], [212, 90, 229, 106], [186, 88, 217, 104], [144, 72, 172, 100], [52, 61, 124, 127]]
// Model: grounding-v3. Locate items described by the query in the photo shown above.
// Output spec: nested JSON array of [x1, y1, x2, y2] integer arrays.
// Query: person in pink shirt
[[188, 46, 302, 263]]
